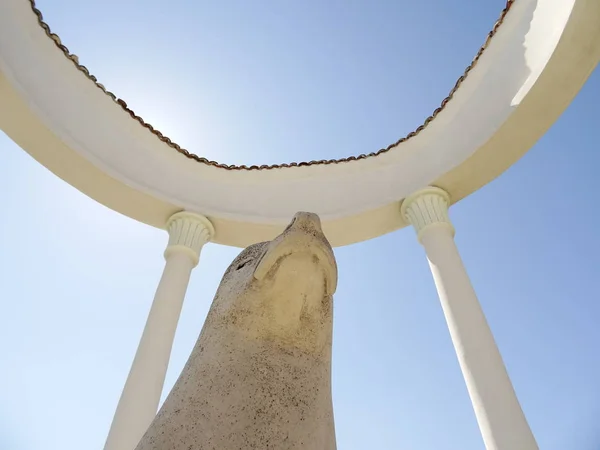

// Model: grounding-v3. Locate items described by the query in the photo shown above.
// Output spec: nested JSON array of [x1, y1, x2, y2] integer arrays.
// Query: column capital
[[164, 211, 215, 267], [400, 186, 455, 242]]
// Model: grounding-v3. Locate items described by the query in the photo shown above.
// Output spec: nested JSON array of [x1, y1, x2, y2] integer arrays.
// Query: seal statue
[[135, 212, 338, 450]]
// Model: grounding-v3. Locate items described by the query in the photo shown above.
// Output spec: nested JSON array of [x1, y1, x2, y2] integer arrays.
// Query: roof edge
[[27, 0, 516, 171]]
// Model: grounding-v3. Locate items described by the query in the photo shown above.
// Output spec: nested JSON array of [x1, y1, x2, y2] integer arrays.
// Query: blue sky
[[1, 1, 599, 449]]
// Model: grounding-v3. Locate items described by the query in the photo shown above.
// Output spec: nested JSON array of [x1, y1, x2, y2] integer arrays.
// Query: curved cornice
[[27, 0, 516, 171], [1, 0, 598, 247]]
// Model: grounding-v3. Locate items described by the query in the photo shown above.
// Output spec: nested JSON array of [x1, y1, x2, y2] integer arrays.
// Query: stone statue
[[135, 212, 338, 450]]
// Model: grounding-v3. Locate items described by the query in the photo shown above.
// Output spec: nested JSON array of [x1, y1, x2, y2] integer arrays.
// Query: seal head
[[211, 211, 337, 352]]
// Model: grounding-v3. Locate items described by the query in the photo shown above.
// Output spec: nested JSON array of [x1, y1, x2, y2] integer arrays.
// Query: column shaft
[[422, 227, 537, 450], [104, 212, 214, 450], [104, 252, 194, 450], [402, 187, 537, 450]]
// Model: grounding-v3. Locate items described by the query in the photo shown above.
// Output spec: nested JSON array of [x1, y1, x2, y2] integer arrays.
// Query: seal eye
[[236, 260, 251, 270]]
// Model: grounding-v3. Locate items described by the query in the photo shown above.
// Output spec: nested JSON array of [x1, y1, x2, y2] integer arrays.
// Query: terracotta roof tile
[[27, 0, 516, 171]]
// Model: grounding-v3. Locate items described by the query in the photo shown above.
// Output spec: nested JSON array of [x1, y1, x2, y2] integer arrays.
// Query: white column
[[401, 187, 538, 450], [104, 212, 215, 450]]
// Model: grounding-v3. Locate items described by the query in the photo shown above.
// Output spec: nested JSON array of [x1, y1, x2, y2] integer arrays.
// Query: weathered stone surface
[[136, 212, 338, 450]]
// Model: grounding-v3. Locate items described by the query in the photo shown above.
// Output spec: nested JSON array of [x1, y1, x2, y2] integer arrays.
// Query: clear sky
[[1, 0, 599, 449]]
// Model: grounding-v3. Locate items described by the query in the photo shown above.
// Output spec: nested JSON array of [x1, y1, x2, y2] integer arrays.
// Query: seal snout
[[253, 212, 337, 295], [288, 211, 323, 233]]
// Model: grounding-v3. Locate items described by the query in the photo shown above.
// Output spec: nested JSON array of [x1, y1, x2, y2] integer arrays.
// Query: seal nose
[[288, 211, 322, 233]]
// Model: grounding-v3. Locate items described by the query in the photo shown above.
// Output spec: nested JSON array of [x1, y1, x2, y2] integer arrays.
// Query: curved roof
[[25, 0, 516, 171], [0, 0, 599, 247]]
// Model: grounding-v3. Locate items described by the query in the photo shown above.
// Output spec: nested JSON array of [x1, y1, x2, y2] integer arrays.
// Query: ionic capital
[[400, 187, 455, 242], [164, 211, 215, 266]]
